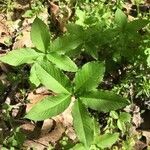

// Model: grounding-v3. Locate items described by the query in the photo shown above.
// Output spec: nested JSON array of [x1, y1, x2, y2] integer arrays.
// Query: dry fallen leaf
[[0, 21, 10, 44], [26, 92, 49, 113], [142, 130, 150, 145], [12, 26, 33, 49]]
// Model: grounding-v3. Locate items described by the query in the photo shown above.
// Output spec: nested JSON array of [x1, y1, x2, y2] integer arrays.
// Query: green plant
[[2, 127, 25, 150], [22, 0, 45, 18], [0, 17, 130, 149], [0, 0, 14, 13], [0, 103, 26, 149]]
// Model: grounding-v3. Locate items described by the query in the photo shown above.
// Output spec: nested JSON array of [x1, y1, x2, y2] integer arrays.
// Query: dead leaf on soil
[[26, 87, 51, 112], [13, 27, 33, 49], [0, 20, 11, 45], [142, 130, 150, 145]]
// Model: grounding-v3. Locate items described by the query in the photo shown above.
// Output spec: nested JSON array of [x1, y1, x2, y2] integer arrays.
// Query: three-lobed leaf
[[74, 61, 105, 94], [46, 52, 78, 72], [0, 48, 40, 66], [25, 94, 71, 121], [80, 91, 129, 112], [35, 59, 71, 94], [31, 17, 50, 53], [72, 100, 94, 148]]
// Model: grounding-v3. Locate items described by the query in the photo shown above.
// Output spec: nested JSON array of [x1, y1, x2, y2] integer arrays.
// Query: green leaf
[[25, 94, 71, 121], [117, 112, 131, 132], [35, 59, 71, 94], [75, 8, 86, 26], [117, 120, 126, 132], [31, 17, 50, 53], [72, 100, 94, 148], [115, 9, 127, 29], [84, 43, 98, 60], [126, 19, 149, 32], [119, 112, 131, 123], [74, 61, 105, 94], [110, 111, 119, 119], [96, 133, 119, 149], [46, 53, 78, 72], [0, 48, 40, 66], [67, 23, 84, 35], [80, 91, 129, 112], [50, 34, 83, 54], [29, 64, 40, 87], [71, 143, 86, 150]]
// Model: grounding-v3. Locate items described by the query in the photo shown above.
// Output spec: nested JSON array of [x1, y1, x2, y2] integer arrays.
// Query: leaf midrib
[[37, 64, 70, 94]]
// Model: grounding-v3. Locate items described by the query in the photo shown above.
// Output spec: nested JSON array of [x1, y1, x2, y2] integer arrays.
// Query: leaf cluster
[[0, 16, 131, 149]]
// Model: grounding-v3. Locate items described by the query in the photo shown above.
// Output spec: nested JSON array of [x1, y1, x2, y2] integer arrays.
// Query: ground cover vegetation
[[0, 0, 149, 149]]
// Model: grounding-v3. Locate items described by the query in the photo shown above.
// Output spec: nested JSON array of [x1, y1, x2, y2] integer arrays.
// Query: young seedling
[[0, 17, 130, 149]]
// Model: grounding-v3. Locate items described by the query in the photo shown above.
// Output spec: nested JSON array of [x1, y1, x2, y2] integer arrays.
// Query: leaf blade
[[80, 91, 129, 112], [115, 9, 127, 29], [50, 34, 83, 54], [96, 133, 119, 149], [72, 100, 94, 148], [29, 63, 41, 87], [31, 17, 50, 52], [74, 61, 105, 94], [35, 59, 71, 94], [126, 19, 149, 32], [25, 94, 71, 121], [46, 53, 78, 72], [0, 48, 40, 66]]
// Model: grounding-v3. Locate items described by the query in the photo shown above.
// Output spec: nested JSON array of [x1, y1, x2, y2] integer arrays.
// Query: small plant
[[0, 17, 130, 149], [0, 0, 14, 13], [0, 103, 26, 149], [2, 127, 26, 150], [22, 0, 45, 18]]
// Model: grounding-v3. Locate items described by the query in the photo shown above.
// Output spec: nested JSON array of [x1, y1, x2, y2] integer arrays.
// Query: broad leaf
[[35, 59, 71, 94], [72, 100, 94, 148], [74, 61, 105, 94], [117, 112, 131, 132], [29, 64, 40, 87], [75, 8, 86, 26], [46, 53, 78, 72], [115, 9, 127, 29], [119, 112, 131, 123], [84, 43, 98, 60], [80, 91, 129, 112], [110, 111, 119, 119], [67, 23, 84, 35], [126, 19, 149, 32], [96, 133, 119, 149], [50, 34, 83, 54], [117, 120, 126, 132], [0, 48, 40, 66], [25, 94, 71, 121], [31, 17, 50, 53]]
